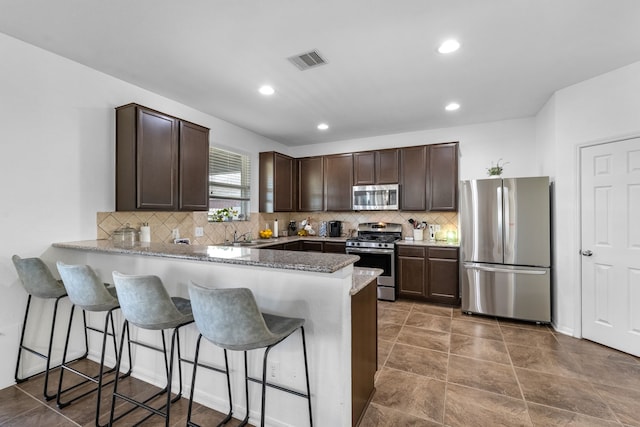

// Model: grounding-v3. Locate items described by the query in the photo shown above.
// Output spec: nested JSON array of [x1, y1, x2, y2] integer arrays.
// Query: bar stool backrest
[[188, 281, 275, 351], [57, 262, 118, 312], [112, 271, 190, 330], [12, 255, 66, 299]]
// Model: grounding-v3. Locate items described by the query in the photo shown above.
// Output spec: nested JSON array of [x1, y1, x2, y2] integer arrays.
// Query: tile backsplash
[[97, 210, 458, 245]]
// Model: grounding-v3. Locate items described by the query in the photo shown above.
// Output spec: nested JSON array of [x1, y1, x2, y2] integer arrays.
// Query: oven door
[[346, 246, 395, 300]]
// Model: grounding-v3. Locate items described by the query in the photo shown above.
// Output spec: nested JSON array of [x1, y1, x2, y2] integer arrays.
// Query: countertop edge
[[52, 240, 359, 274], [351, 268, 382, 296]]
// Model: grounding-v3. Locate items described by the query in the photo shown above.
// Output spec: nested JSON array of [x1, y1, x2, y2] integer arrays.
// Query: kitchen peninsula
[[49, 239, 379, 427]]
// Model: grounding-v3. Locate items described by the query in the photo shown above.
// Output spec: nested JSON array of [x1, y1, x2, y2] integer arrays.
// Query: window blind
[[209, 147, 251, 219]]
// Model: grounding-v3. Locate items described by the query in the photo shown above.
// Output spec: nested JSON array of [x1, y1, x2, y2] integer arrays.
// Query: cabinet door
[[300, 241, 323, 252], [179, 121, 209, 211], [376, 149, 399, 184], [137, 107, 179, 210], [397, 246, 426, 297], [283, 241, 301, 251], [298, 157, 324, 211], [325, 153, 353, 211], [263, 243, 284, 250], [353, 152, 376, 185], [324, 242, 346, 254], [400, 146, 427, 210], [427, 247, 460, 304], [428, 143, 459, 211], [398, 255, 425, 297], [274, 153, 296, 211]]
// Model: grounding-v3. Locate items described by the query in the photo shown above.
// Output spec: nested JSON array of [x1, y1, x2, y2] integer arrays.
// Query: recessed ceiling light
[[445, 102, 460, 111], [317, 123, 329, 130], [438, 39, 460, 54], [258, 85, 275, 96]]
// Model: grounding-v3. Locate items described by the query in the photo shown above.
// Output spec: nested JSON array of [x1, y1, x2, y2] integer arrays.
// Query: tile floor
[[2, 300, 640, 426], [361, 299, 640, 426]]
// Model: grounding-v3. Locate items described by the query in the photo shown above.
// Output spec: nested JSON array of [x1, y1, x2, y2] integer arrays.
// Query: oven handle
[[346, 247, 395, 255]]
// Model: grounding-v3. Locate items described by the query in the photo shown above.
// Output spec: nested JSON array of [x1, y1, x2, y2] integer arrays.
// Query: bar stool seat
[[187, 282, 312, 427], [55, 262, 132, 427], [109, 271, 194, 426], [12, 255, 88, 401]]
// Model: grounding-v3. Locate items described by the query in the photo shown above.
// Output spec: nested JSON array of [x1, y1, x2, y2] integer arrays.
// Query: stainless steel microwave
[[352, 184, 399, 210]]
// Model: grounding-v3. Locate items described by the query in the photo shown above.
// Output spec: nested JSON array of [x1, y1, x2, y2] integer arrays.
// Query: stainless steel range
[[345, 222, 402, 301]]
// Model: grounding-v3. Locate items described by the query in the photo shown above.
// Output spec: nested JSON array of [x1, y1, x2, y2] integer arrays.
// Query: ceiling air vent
[[287, 50, 327, 71]]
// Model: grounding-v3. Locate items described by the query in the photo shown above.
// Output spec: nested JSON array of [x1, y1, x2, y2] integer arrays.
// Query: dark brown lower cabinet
[[323, 241, 346, 254], [283, 241, 301, 251], [397, 246, 425, 297], [397, 245, 460, 305], [263, 239, 345, 253], [300, 241, 323, 252], [351, 279, 377, 426]]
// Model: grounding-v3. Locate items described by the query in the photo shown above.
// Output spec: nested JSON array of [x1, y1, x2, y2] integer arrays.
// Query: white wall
[[289, 117, 539, 181], [536, 60, 640, 335], [0, 33, 285, 389]]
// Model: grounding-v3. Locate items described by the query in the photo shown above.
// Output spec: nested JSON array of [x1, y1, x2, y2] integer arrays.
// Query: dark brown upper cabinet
[[427, 142, 459, 211], [178, 121, 210, 211], [259, 151, 296, 212], [399, 145, 427, 210], [325, 153, 353, 211], [297, 156, 324, 212], [353, 149, 398, 185], [116, 103, 209, 211]]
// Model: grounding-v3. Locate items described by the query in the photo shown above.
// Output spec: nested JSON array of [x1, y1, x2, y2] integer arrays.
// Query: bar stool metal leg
[[15, 294, 89, 401], [56, 305, 132, 427], [186, 334, 233, 427]]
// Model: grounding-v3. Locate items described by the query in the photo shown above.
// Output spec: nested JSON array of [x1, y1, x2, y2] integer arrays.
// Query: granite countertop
[[395, 239, 460, 248], [351, 268, 382, 295], [53, 240, 359, 274]]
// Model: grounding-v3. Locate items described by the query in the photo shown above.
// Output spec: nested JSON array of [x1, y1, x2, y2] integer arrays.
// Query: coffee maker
[[288, 220, 297, 236], [328, 221, 342, 237]]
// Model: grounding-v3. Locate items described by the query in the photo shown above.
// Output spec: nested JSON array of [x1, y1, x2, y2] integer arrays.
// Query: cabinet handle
[[580, 250, 593, 257], [463, 263, 546, 275]]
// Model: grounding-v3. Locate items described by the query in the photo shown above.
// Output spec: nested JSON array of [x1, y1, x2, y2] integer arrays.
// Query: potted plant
[[487, 159, 509, 177], [211, 207, 238, 222]]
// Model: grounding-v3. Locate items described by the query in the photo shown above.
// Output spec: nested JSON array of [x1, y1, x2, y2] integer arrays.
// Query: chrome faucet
[[233, 230, 251, 243]]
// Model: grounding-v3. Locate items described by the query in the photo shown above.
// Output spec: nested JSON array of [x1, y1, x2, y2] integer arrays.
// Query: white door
[[581, 137, 640, 356]]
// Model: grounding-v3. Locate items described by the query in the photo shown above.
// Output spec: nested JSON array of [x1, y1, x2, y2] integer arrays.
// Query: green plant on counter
[[487, 159, 509, 176], [210, 207, 238, 222]]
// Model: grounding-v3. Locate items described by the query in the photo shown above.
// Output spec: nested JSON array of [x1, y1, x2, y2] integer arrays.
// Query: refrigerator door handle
[[463, 262, 547, 275]]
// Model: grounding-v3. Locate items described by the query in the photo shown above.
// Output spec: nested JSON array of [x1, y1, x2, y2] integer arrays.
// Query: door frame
[[576, 133, 640, 339]]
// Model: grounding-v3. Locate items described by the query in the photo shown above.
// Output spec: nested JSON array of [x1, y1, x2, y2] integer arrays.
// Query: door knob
[[581, 250, 593, 256]]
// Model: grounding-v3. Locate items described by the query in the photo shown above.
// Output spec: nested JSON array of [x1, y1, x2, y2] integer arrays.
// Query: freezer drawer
[[461, 262, 551, 323]]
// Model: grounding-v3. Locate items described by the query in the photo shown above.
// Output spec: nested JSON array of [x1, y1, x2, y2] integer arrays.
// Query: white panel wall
[[536, 60, 640, 336], [0, 33, 285, 389]]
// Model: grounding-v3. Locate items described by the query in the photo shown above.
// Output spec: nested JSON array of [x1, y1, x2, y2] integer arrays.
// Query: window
[[208, 147, 251, 221]]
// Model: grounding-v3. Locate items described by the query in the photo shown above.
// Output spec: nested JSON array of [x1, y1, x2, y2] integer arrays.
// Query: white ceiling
[[2, 0, 640, 146]]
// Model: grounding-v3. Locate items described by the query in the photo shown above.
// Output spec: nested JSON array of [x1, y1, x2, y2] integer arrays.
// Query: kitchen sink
[[224, 241, 258, 247]]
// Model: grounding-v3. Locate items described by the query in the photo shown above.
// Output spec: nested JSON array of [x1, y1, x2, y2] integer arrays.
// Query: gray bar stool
[[12, 255, 88, 401], [55, 262, 133, 427], [186, 281, 312, 427], [109, 271, 194, 427]]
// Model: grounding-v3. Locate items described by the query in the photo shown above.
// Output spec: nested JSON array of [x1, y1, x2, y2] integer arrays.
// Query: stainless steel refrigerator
[[460, 177, 551, 323]]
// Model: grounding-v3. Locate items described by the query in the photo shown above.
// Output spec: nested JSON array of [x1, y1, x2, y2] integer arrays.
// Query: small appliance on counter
[[288, 220, 297, 236], [328, 221, 342, 237], [428, 224, 436, 241]]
